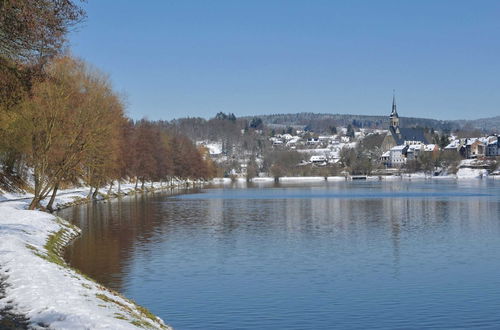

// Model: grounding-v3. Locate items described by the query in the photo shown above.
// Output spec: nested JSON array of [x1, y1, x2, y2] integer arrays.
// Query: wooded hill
[[242, 113, 499, 133]]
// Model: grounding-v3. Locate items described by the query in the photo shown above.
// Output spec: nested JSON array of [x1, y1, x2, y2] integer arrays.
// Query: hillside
[[453, 116, 500, 132], [242, 113, 499, 132]]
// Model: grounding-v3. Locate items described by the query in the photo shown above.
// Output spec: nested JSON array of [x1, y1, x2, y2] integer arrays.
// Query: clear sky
[[68, 0, 500, 121]]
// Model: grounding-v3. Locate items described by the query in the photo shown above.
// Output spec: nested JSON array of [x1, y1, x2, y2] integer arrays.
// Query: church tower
[[389, 91, 399, 129]]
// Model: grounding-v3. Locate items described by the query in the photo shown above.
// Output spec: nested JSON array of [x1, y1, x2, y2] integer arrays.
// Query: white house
[[406, 144, 423, 161], [389, 145, 408, 167], [310, 155, 327, 164]]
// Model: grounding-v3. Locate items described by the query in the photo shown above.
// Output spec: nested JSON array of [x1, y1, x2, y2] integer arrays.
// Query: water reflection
[[60, 181, 500, 329], [62, 188, 201, 290]]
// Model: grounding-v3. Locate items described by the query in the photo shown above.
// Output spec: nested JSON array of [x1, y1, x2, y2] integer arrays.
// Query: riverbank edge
[[48, 217, 170, 329], [52, 181, 206, 211], [212, 172, 499, 184], [0, 180, 202, 329]]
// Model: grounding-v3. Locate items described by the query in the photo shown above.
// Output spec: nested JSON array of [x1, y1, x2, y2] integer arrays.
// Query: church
[[381, 94, 429, 151]]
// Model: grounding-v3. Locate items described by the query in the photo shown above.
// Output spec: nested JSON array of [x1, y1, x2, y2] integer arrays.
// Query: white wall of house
[[390, 146, 407, 167]]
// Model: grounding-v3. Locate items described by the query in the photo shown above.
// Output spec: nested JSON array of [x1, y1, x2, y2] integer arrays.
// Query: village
[[198, 96, 500, 180]]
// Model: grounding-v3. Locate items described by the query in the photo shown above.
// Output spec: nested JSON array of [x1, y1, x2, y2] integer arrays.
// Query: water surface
[[60, 181, 500, 329]]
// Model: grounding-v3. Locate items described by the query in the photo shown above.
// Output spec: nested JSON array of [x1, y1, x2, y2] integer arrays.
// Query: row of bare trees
[[0, 1, 216, 210], [1, 55, 216, 210]]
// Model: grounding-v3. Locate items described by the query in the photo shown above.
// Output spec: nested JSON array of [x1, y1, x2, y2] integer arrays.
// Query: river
[[59, 180, 500, 329]]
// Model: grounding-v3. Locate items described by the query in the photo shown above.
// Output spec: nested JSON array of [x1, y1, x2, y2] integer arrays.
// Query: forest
[[0, 0, 216, 210]]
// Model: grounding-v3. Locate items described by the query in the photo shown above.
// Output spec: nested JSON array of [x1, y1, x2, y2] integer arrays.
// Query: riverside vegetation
[[0, 1, 216, 211], [0, 2, 209, 328]]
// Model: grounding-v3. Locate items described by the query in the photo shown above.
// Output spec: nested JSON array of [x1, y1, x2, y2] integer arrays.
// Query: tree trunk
[[135, 177, 139, 190], [141, 179, 145, 190], [28, 196, 41, 210], [108, 182, 113, 195], [118, 180, 121, 193], [87, 187, 93, 199], [92, 187, 99, 200], [30, 167, 42, 210], [46, 182, 59, 212]]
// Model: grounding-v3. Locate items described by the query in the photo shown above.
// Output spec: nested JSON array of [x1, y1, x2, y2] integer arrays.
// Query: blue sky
[[69, 1, 500, 120]]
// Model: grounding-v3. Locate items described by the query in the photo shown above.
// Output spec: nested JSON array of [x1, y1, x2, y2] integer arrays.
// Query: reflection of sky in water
[[61, 181, 500, 330]]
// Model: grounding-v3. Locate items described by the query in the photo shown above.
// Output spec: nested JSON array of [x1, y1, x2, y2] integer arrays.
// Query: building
[[389, 145, 408, 167], [486, 136, 499, 157], [406, 144, 423, 161], [381, 93, 429, 151], [465, 138, 486, 159], [380, 151, 391, 167], [310, 155, 327, 164]]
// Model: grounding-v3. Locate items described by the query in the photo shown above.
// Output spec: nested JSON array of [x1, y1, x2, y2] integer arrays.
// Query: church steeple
[[390, 90, 400, 129]]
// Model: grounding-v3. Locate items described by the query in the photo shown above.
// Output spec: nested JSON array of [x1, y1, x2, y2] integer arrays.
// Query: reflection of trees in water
[[61, 183, 499, 292], [61, 189, 197, 291]]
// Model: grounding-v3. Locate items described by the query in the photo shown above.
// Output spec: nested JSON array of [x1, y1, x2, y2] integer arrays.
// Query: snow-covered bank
[[1, 179, 201, 211], [280, 176, 326, 182], [456, 167, 489, 179], [0, 201, 169, 329], [211, 172, 499, 184], [0, 182, 186, 329]]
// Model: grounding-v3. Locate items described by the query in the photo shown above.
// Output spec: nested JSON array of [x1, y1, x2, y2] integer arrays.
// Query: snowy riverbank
[[212, 170, 496, 184], [0, 182, 182, 329]]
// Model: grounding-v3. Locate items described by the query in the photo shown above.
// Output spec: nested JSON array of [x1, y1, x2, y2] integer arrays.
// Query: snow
[[296, 148, 330, 154], [391, 145, 407, 151], [327, 176, 347, 181], [196, 141, 222, 155], [381, 151, 391, 158], [211, 177, 232, 184], [1, 180, 195, 211], [279, 176, 325, 182], [251, 177, 275, 183], [206, 143, 223, 155], [424, 144, 437, 152], [456, 168, 488, 179], [445, 139, 461, 149]]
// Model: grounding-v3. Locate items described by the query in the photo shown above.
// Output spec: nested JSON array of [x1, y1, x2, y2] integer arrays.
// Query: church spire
[[391, 89, 398, 117], [390, 90, 400, 129]]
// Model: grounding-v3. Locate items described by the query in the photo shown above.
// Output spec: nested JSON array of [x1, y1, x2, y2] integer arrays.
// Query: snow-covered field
[[0, 182, 183, 329]]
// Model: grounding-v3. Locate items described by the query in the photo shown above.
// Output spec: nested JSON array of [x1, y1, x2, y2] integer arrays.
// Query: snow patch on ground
[[279, 176, 326, 182], [251, 177, 275, 183], [456, 168, 488, 179], [211, 178, 232, 184], [327, 176, 347, 181]]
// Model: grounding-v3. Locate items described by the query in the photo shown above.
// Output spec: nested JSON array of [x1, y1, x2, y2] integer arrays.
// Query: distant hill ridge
[[241, 113, 500, 132]]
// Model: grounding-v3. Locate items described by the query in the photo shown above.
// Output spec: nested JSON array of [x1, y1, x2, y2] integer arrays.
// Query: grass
[[96, 293, 167, 329], [25, 216, 168, 329]]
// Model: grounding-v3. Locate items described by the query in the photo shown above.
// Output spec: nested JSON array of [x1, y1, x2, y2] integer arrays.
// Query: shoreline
[[0, 180, 199, 329], [212, 172, 498, 184]]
